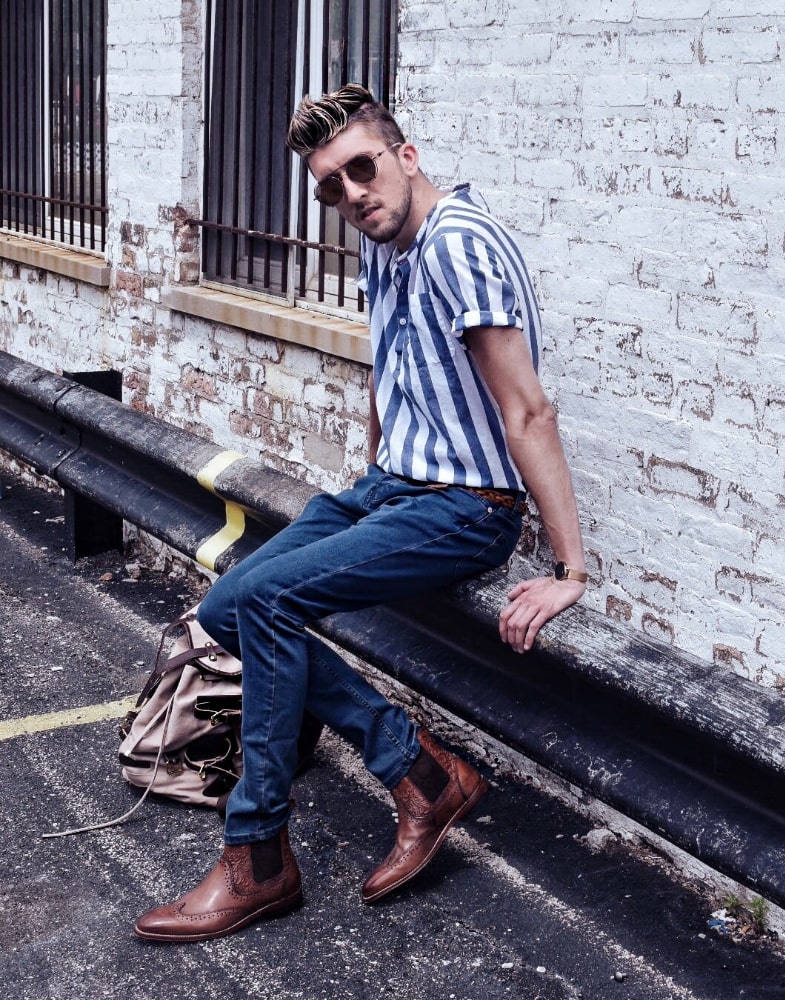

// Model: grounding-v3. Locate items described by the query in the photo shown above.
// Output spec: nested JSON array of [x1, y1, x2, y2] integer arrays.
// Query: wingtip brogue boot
[[133, 825, 302, 943], [362, 728, 489, 904]]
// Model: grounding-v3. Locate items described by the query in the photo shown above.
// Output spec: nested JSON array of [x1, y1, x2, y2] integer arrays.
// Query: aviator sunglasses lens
[[315, 154, 379, 206], [315, 179, 343, 206], [345, 154, 378, 183]]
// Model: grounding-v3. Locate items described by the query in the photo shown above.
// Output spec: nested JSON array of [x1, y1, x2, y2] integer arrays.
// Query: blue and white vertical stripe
[[360, 185, 542, 490]]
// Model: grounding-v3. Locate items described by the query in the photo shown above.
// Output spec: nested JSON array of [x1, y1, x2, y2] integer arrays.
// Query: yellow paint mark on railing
[[195, 449, 248, 571], [0, 696, 138, 742], [196, 450, 245, 495], [196, 501, 246, 571]]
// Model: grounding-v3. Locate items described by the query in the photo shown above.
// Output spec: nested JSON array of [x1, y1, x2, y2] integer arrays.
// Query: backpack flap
[[178, 612, 242, 679]]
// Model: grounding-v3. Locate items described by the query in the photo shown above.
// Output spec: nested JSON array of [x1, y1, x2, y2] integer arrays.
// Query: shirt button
[[399, 318, 406, 326]]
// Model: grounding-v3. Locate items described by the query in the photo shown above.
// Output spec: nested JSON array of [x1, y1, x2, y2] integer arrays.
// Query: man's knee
[[233, 564, 281, 615], [196, 586, 225, 637]]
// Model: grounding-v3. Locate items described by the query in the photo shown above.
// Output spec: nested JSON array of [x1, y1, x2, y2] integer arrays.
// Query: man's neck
[[393, 176, 450, 252]]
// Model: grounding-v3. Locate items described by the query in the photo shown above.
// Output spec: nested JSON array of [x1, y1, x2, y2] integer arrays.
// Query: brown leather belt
[[465, 487, 518, 510], [396, 476, 519, 510]]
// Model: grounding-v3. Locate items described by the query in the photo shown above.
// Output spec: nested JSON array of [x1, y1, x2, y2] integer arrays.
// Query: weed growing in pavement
[[717, 892, 772, 941], [749, 896, 770, 935]]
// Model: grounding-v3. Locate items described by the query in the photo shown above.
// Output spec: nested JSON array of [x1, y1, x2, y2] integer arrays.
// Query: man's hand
[[499, 576, 585, 653]]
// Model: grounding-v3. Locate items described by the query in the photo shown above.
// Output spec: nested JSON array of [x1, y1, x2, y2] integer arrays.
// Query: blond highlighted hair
[[287, 83, 405, 158]]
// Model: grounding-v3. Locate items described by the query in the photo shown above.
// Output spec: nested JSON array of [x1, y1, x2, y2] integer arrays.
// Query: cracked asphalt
[[2, 469, 785, 1000]]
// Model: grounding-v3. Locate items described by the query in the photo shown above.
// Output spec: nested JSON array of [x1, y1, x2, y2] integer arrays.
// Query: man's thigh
[[239, 485, 521, 621]]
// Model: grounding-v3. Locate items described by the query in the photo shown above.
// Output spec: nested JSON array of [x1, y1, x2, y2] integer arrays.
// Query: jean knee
[[195, 587, 225, 639], [197, 566, 245, 636], [233, 563, 282, 618]]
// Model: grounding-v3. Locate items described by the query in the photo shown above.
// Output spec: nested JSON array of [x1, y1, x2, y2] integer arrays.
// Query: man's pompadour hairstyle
[[287, 83, 405, 158]]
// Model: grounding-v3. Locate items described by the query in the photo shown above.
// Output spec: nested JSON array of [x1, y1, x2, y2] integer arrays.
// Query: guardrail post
[[62, 370, 124, 561]]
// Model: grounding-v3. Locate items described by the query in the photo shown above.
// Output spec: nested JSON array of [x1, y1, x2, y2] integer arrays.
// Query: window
[[200, 0, 397, 316], [0, 0, 107, 252]]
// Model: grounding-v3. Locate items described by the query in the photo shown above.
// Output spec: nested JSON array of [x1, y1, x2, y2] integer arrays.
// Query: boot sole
[[133, 885, 304, 944], [362, 776, 490, 904]]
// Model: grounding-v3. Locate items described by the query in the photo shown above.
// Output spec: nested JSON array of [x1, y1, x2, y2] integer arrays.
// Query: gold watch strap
[[554, 561, 588, 584]]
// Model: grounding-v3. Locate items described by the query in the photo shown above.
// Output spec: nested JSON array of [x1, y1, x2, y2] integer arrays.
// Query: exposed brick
[[678, 381, 715, 422], [606, 595, 633, 622], [180, 366, 217, 400], [646, 457, 721, 506], [641, 613, 675, 644], [115, 270, 144, 297], [120, 221, 146, 246], [175, 260, 200, 284], [713, 644, 747, 670]]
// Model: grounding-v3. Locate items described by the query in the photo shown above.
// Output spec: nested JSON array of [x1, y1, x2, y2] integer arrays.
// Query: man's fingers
[[500, 575, 585, 653], [501, 612, 543, 653], [505, 579, 529, 601], [499, 601, 544, 653]]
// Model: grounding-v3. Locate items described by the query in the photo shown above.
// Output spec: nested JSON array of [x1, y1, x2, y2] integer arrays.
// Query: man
[[134, 84, 586, 943]]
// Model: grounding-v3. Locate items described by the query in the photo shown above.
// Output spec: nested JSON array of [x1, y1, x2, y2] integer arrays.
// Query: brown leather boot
[[133, 826, 302, 943], [362, 729, 489, 904]]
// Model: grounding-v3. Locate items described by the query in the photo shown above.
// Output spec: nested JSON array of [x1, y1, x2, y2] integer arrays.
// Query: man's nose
[[341, 175, 367, 203]]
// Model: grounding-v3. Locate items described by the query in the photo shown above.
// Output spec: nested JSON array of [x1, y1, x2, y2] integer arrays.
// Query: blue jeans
[[197, 465, 524, 845]]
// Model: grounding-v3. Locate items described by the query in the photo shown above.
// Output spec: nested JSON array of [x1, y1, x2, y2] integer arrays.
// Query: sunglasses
[[313, 144, 401, 207]]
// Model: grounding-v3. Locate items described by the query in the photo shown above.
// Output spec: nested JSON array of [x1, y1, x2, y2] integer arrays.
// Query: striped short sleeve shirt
[[359, 185, 542, 490]]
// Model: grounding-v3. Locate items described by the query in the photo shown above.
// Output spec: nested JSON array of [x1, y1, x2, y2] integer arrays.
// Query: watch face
[[554, 561, 567, 580]]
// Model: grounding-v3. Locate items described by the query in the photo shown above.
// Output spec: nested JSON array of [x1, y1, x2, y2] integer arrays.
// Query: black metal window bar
[[198, 0, 396, 315], [0, 0, 107, 252]]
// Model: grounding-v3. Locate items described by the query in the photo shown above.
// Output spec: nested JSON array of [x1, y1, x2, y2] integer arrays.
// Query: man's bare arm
[[465, 326, 586, 652]]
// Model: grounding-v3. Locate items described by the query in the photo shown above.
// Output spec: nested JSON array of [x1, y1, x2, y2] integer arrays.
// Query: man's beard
[[358, 184, 413, 245]]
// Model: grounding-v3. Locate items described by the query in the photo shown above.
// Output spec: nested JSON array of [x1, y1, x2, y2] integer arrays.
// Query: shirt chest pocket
[[396, 295, 461, 367], [390, 303, 470, 416]]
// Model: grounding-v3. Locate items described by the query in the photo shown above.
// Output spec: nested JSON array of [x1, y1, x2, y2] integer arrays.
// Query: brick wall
[[0, 0, 783, 685], [395, 0, 785, 685]]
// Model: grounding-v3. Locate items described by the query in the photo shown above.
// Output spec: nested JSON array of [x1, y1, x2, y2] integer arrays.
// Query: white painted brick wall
[[1, 0, 783, 687], [398, 0, 785, 685]]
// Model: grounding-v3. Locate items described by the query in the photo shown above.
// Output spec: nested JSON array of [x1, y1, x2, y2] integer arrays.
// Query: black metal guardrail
[[2, 348, 784, 911]]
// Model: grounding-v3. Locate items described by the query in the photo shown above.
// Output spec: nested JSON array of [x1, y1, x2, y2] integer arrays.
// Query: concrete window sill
[[163, 285, 371, 366], [0, 234, 110, 286]]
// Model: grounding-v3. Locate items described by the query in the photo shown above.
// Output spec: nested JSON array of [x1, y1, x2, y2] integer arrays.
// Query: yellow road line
[[0, 695, 138, 742]]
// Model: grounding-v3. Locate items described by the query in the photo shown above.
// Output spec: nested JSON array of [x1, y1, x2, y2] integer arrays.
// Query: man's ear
[[396, 141, 420, 178]]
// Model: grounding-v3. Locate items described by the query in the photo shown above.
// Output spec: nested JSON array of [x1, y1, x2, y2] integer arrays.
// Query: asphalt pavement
[[2, 469, 785, 1000]]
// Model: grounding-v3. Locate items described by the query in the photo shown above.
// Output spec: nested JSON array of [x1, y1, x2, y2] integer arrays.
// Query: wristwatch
[[554, 561, 588, 583]]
